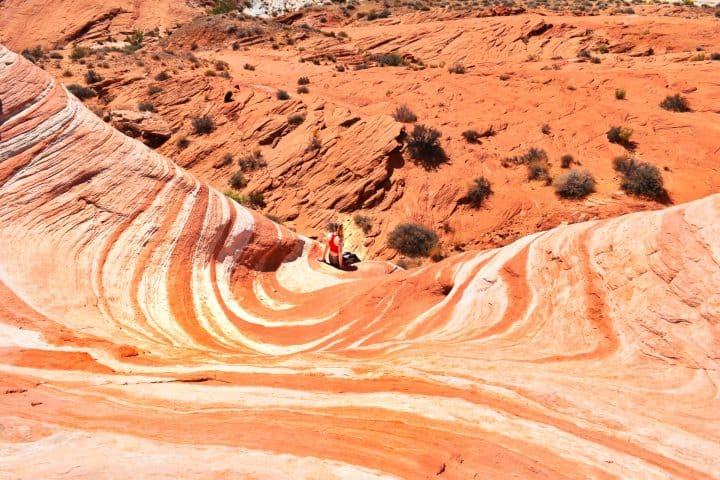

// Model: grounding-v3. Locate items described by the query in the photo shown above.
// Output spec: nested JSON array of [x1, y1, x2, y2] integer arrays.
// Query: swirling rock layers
[[0, 46, 719, 479]]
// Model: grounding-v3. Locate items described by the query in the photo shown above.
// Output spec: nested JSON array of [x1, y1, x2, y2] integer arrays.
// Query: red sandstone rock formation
[[1, 45, 719, 478]]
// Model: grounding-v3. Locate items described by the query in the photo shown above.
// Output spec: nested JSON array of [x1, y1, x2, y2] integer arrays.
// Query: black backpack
[[342, 252, 361, 265]]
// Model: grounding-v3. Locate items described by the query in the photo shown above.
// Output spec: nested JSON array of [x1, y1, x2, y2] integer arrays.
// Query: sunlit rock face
[[1, 46, 719, 479]]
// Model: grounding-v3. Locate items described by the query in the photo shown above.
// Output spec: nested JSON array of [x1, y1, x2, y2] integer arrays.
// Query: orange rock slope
[[1, 46, 720, 478]]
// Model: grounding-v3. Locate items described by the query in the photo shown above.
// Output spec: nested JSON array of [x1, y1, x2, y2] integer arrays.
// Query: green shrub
[[138, 101, 156, 112], [66, 83, 96, 100], [612, 155, 636, 174], [711, 52, 720, 61], [228, 170, 247, 189], [176, 136, 190, 149], [148, 85, 163, 95], [297, 85, 309, 94], [466, 177, 493, 207], [462, 130, 480, 143], [85, 69, 103, 84], [554, 169, 596, 198], [297, 76, 310, 85], [388, 223, 438, 257], [619, 161, 668, 201], [154, 71, 170, 81], [615, 88, 626, 100], [247, 191, 265, 208], [393, 104, 417, 123], [560, 154, 574, 168], [125, 30, 144, 51], [607, 126, 633, 146], [505, 147, 548, 166], [192, 115, 215, 134], [244, 63, 255, 71], [528, 161, 551, 182], [660, 94, 691, 112], [353, 214, 372, 233], [690, 52, 705, 61], [541, 123, 551, 135], [209, 0, 238, 14], [277, 89, 290, 100], [406, 124, 446, 168]]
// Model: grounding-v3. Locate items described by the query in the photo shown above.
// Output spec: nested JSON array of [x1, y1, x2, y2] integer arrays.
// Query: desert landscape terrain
[[1, 0, 719, 478]]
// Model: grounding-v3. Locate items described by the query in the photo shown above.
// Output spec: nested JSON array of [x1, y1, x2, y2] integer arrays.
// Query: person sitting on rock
[[320, 223, 344, 269]]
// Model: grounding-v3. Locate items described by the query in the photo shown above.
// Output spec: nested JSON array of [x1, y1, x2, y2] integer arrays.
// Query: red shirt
[[327, 233, 342, 254]]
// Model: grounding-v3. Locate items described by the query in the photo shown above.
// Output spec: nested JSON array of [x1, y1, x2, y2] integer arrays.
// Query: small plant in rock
[[615, 88, 626, 100], [607, 126, 634, 147], [66, 84, 96, 100], [228, 170, 247, 189], [618, 161, 668, 202], [369, 53, 404, 67], [710, 52, 720, 61], [466, 176, 493, 207], [288, 113, 306, 126], [393, 104, 417, 123], [528, 161, 551, 183], [277, 89, 290, 100], [125, 30, 144, 51], [560, 154, 574, 168], [660, 94, 691, 112], [297, 76, 310, 85], [448, 63, 466, 74], [154, 71, 170, 81], [353, 214, 372, 234], [138, 101, 156, 112], [148, 85, 163, 95], [612, 155, 637, 174], [176, 136, 190, 149], [192, 115, 215, 135], [462, 130, 481, 143], [244, 63, 255, 71], [336, 64, 346, 72], [297, 85, 309, 94], [406, 124, 446, 168], [238, 150, 267, 171], [216, 153, 234, 168], [85, 69, 103, 84], [305, 135, 322, 153], [70, 44, 89, 60], [541, 123, 551, 135], [554, 169, 596, 198], [505, 147, 548, 166], [388, 223, 439, 257]]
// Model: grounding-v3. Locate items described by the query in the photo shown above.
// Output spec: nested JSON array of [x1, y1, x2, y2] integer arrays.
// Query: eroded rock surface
[[1, 46, 719, 479]]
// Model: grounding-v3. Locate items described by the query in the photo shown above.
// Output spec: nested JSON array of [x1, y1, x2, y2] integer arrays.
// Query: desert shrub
[[607, 126, 633, 146], [448, 63, 466, 74], [578, 49, 591, 59], [154, 71, 170, 81], [393, 104, 417, 123], [619, 161, 667, 201], [554, 169, 596, 198], [228, 170, 247, 189], [711, 52, 720, 61], [527, 161, 551, 182], [297, 85, 309, 94], [176, 136, 190, 149], [716, 9, 720, 17], [277, 89, 290, 100], [244, 63, 255, 71], [366, 8, 391, 20], [596, 43, 609, 54], [612, 155, 636, 174], [615, 88, 626, 100], [354, 63, 370, 70], [505, 147, 548, 166], [336, 64, 346, 72], [217, 153, 234, 167], [305, 135, 321, 153], [66, 84, 96, 100], [297, 76, 310, 85], [560, 154, 574, 168], [659, 94, 691, 112], [238, 150, 267, 171], [406, 124, 446, 168], [466, 176, 493, 207], [288, 113, 305, 126], [541, 123, 551, 135], [85, 69, 103, 84], [70, 44, 89, 60], [690, 52, 706, 61], [192, 115, 215, 134], [49, 51, 63, 59], [353, 214, 372, 233], [62, 70, 73, 77], [499, 73, 510, 80], [462, 130, 480, 143], [209, 0, 238, 14], [214, 60, 229, 71], [138, 101, 156, 112], [224, 189, 246, 204], [148, 85, 163, 95], [205, 69, 217, 77], [125, 30, 144, 51], [388, 223, 438, 257], [590, 56, 602, 64], [369, 53, 404, 66], [247, 191, 265, 208], [21, 46, 44, 63]]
